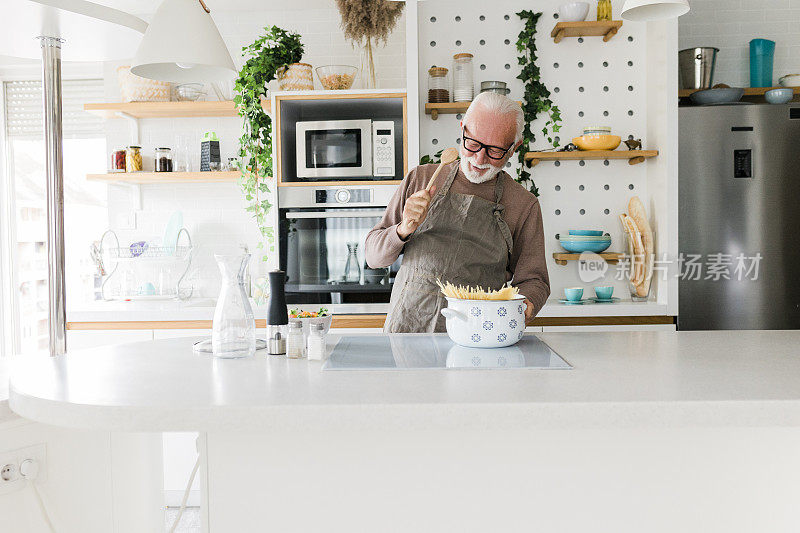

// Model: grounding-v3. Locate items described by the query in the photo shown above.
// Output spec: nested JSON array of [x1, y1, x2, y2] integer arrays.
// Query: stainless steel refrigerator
[[679, 103, 800, 330]]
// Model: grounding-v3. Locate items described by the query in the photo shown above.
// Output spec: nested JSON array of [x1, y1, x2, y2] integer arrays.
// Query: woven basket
[[277, 63, 314, 91], [117, 66, 171, 102]]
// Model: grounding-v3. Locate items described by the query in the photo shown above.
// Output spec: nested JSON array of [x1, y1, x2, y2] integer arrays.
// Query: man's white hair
[[463, 91, 524, 144]]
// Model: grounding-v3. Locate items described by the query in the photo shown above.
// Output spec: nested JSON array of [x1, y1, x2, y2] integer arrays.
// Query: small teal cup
[[594, 286, 614, 300], [564, 287, 584, 302]]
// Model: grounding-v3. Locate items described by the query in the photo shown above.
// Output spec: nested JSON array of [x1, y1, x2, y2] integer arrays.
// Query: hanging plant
[[335, 0, 405, 88], [515, 10, 562, 197], [234, 26, 304, 263]]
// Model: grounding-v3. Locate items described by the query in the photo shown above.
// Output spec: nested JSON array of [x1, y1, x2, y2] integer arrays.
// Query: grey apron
[[384, 162, 514, 333]]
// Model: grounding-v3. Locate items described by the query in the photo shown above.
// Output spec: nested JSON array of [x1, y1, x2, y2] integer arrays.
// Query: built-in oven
[[294, 119, 396, 180], [278, 185, 400, 304]]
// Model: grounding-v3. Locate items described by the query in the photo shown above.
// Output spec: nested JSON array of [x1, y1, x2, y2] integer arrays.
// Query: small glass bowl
[[175, 83, 206, 101], [316, 65, 357, 90]]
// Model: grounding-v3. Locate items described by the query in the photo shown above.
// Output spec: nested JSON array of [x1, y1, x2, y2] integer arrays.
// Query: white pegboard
[[418, 0, 655, 299]]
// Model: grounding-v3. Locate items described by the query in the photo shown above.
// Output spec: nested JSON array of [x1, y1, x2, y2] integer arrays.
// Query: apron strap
[[437, 161, 459, 196], [492, 175, 514, 256]]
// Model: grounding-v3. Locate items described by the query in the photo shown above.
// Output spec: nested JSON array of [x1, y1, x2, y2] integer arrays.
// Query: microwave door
[[295, 120, 372, 178]]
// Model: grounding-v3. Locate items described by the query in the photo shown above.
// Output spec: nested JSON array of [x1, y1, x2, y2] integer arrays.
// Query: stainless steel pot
[[679, 47, 719, 90]]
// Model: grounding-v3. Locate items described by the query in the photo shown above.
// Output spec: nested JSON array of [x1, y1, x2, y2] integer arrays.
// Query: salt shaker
[[286, 321, 305, 359], [307, 323, 326, 361]]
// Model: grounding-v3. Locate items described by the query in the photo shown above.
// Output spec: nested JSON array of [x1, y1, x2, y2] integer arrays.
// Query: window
[[1, 79, 107, 356]]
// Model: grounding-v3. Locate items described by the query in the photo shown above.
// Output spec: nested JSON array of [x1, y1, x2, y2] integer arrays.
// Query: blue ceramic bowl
[[569, 230, 604, 236], [765, 88, 793, 104], [559, 240, 612, 253], [564, 287, 584, 301], [594, 286, 614, 299]]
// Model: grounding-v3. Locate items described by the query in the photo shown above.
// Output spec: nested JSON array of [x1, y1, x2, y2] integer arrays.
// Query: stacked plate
[[559, 231, 611, 253], [583, 126, 611, 135]]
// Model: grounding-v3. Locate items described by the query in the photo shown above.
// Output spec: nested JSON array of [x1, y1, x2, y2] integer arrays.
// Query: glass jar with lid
[[452, 53, 475, 102], [125, 145, 142, 172], [155, 147, 173, 172], [110, 148, 126, 172], [428, 66, 450, 103]]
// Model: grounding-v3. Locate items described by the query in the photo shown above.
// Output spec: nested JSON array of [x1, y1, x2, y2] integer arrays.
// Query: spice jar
[[155, 147, 173, 172], [597, 0, 612, 21], [110, 148, 126, 172], [452, 53, 474, 102], [125, 145, 142, 172], [307, 323, 326, 361], [286, 321, 305, 359], [428, 66, 450, 103]]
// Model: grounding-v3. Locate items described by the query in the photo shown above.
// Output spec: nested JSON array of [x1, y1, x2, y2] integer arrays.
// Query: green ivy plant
[[515, 10, 562, 197], [233, 26, 304, 262], [419, 149, 443, 165]]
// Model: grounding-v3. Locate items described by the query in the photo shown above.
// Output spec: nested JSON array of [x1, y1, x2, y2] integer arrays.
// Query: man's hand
[[397, 186, 436, 240], [524, 299, 534, 322]]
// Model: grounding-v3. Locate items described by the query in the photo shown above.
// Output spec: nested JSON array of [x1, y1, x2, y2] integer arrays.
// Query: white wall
[[103, 1, 407, 298], [679, 0, 800, 87]]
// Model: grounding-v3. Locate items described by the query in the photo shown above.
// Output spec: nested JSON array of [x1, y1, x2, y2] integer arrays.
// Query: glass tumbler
[[624, 231, 655, 302], [212, 254, 256, 358]]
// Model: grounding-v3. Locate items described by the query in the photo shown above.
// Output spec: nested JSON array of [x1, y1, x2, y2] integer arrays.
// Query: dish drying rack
[[99, 228, 194, 300]]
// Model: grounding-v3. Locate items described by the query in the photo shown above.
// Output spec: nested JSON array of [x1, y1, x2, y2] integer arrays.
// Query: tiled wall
[[679, 0, 800, 87], [105, 2, 406, 297]]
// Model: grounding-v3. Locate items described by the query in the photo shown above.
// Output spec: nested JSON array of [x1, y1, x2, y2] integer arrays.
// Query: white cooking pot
[[440, 296, 526, 348]]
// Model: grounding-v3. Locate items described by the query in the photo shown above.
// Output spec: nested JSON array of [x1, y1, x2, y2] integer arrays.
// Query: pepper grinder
[[267, 269, 288, 355]]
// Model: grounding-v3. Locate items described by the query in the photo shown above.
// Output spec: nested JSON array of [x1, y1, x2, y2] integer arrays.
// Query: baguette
[[619, 214, 644, 285], [627, 197, 654, 297]]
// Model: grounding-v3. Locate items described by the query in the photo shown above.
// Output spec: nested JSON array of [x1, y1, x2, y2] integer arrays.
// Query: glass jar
[[286, 321, 305, 359], [623, 231, 655, 302], [452, 53, 474, 102], [155, 147, 173, 172], [125, 145, 142, 172], [110, 148, 126, 172], [597, 0, 612, 21], [211, 254, 256, 358], [428, 66, 450, 103], [307, 323, 326, 361]]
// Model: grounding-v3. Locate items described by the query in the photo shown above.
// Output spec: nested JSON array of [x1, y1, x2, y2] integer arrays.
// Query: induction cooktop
[[322, 334, 571, 371]]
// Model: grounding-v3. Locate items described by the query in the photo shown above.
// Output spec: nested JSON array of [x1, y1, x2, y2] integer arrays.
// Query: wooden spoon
[[425, 147, 459, 192]]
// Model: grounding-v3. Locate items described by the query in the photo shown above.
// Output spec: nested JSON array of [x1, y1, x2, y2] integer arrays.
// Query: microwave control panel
[[372, 121, 395, 177]]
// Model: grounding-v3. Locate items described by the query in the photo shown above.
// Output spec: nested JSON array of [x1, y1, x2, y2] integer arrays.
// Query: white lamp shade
[[621, 0, 690, 21], [131, 0, 235, 83]]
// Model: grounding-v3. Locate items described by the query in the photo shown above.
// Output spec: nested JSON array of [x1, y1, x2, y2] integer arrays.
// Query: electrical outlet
[[0, 444, 47, 495]]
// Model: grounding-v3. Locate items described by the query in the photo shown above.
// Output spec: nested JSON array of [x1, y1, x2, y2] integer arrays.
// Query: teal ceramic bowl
[[559, 240, 612, 253], [564, 287, 584, 301], [569, 230, 604, 236], [594, 286, 614, 300]]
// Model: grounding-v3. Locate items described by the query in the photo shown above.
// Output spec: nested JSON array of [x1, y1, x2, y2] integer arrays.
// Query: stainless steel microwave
[[295, 119, 395, 179]]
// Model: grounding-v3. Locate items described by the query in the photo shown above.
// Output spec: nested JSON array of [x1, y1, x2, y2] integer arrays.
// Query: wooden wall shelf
[[87, 171, 242, 184], [84, 101, 239, 119], [425, 101, 522, 120], [525, 150, 658, 167], [678, 86, 800, 98], [553, 253, 624, 266], [551, 21, 623, 43]]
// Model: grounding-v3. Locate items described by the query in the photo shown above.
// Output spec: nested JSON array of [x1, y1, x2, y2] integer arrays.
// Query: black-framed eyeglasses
[[461, 128, 513, 160]]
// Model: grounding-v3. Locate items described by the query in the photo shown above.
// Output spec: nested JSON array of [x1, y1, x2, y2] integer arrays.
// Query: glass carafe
[[343, 242, 361, 283], [212, 254, 256, 358]]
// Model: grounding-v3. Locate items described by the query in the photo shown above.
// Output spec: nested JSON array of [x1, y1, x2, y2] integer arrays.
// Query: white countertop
[[66, 298, 668, 323], [9, 330, 800, 432]]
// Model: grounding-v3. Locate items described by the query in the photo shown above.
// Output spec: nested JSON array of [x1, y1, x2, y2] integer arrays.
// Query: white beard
[[460, 155, 503, 184]]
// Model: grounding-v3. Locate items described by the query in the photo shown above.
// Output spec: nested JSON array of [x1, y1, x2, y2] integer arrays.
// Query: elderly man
[[365, 91, 550, 333]]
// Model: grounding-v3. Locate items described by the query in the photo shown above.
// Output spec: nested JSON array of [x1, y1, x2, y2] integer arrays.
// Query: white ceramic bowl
[[558, 2, 590, 22], [441, 296, 526, 348], [765, 88, 794, 104], [779, 74, 800, 88]]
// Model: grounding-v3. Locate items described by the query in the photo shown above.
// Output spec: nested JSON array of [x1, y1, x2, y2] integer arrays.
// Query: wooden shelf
[[553, 252, 624, 266], [551, 21, 623, 43], [525, 150, 658, 167], [678, 86, 800, 98], [87, 171, 242, 184], [425, 100, 522, 120], [84, 100, 240, 119]]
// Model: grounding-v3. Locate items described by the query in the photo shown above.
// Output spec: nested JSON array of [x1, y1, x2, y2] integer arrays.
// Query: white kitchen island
[[9, 331, 800, 533]]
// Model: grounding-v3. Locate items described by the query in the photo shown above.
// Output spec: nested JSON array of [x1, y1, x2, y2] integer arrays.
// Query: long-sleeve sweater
[[365, 163, 551, 316]]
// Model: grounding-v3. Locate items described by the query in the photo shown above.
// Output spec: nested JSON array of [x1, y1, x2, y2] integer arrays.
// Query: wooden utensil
[[425, 147, 459, 192]]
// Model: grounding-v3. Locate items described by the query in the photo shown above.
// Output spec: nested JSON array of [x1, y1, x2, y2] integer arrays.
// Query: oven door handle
[[284, 210, 387, 219]]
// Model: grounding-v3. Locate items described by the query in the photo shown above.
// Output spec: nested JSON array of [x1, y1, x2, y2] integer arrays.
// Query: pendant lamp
[[131, 0, 235, 82], [621, 0, 690, 21]]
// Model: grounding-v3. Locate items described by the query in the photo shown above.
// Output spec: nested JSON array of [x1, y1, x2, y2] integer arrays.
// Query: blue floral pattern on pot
[[471, 333, 481, 343], [472, 356, 481, 366], [518, 304, 525, 314], [498, 307, 507, 317], [482, 321, 493, 330], [509, 319, 517, 329], [497, 333, 507, 343], [517, 331, 524, 340], [470, 307, 481, 317]]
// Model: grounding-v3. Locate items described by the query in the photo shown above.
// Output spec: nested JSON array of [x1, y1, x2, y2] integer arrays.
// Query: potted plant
[[233, 26, 304, 265]]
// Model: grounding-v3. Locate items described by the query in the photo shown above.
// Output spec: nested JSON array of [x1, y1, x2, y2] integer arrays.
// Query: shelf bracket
[[603, 27, 619, 42], [115, 111, 140, 145], [110, 182, 142, 210], [628, 156, 645, 165], [553, 29, 565, 43], [526, 158, 540, 168], [431, 109, 439, 120]]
